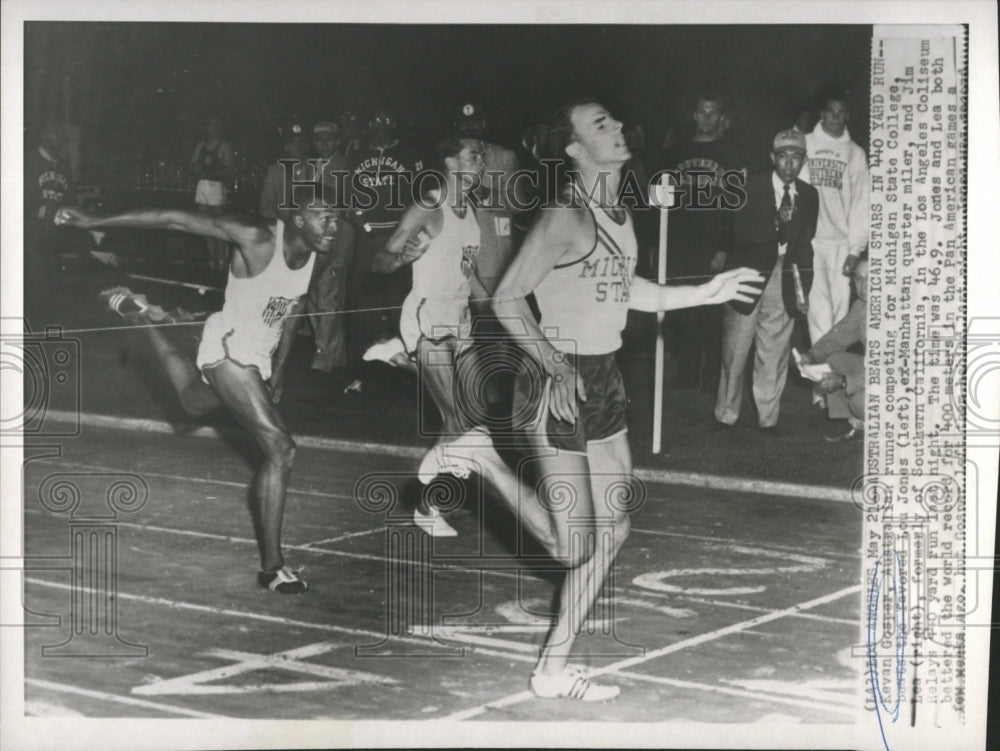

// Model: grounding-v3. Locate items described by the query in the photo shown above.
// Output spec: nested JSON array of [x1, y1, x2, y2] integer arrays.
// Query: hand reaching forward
[[53, 206, 96, 229], [700, 267, 766, 306]]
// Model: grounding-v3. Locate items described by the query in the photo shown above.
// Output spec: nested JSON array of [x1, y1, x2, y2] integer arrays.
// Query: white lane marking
[[440, 584, 861, 721], [24, 509, 859, 625], [133, 641, 397, 696], [25, 577, 455, 651], [302, 528, 386, 546], [102, 520, 538, 583], [25, 577, 537, 677], [615, 597, 697, 618], [632, 526, 859, 561], [719, 678, 858, 708], [610, 670, 857, 715], [25, 678, 228, 718], [626, 588, 859, 627], [425, 629, 540, 654], [28, 461, 859, 563], [632, 546, 829, 596], [40, 410, 852, 501]]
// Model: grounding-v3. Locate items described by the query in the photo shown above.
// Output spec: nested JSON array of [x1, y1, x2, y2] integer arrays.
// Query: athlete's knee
[[555, 526, 597, 568], [179, 382, 222, 416], [260, 428, 296, 468]]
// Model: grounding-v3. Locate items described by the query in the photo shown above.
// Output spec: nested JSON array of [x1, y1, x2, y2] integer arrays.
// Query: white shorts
[[196, 312, 277, 382], [195, 179, 226, 207], [399, 293, 471, 355]]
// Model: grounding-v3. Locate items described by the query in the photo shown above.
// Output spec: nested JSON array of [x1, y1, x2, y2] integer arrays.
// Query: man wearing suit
[[715, 129, 817, 430]]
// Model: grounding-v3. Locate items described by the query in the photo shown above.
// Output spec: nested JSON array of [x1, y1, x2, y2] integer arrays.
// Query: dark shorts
[[512, 352, 628, 455]]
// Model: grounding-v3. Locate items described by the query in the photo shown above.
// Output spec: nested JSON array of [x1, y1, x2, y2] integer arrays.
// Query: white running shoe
[[99, 286, 169, 322], [529, 667, 620, 702], [363, 337, 407, 365], [417, 427, 495, 484], [412, 504, 459, 538]]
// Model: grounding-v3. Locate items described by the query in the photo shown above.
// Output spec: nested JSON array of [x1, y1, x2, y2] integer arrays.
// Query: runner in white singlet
[[369, 135, 558, 545], [493, 99, 764, 701], [55, 181, 341, 595]]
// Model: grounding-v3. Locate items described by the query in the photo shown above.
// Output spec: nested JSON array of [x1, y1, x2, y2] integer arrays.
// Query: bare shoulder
[[522, 194, 592, 264], [223, 213, 275, 251]]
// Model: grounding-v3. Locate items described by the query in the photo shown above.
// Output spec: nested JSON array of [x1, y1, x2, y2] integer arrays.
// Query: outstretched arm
[[627, 267, 764, 313], [54, 206, 265, 246]]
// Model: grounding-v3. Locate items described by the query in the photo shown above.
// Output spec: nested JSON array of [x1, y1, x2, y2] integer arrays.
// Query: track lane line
[[24, 509, 860, 623], [26, 458, 857, 564], [25, 678, 229, 718], [607, 670, 858, 715], [440, 584, 861, 721]]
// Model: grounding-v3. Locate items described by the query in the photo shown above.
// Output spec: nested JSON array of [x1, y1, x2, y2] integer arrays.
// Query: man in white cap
[[715, 128, 817, 431]]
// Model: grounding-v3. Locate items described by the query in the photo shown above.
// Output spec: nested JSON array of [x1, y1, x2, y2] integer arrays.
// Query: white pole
[[652, 175, 673, 454]]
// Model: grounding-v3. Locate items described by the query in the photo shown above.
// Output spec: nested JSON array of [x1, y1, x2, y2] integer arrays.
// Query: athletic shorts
[[195, 179, 226, 207], [399, 292, 471, 356], [196, 312, 276, 382], [512, 351, 628, 455]]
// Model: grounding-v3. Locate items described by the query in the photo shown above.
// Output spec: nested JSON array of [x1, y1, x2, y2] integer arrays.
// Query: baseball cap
[[455, 101, 485, 128], [773, 129, 807, 154], [279, 118, 306, 139], [313, 121, 339, 136]]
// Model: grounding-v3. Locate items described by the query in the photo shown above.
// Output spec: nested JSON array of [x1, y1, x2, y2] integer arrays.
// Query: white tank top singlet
[[219, 220, 316, 360], [411, 192, 481, 300], [533, 183, 638, 355]]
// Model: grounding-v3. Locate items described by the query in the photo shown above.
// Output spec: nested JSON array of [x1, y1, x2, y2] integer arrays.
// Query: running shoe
[[257, 566, 308, 594], [530, 666, 620, 702], [363, 336, 408, 365], [99, 286, 169, 322], [417, 427, 493, 484], [412, 503, 459, 538]]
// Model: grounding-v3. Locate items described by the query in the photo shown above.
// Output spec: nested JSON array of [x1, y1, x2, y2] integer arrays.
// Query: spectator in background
[[715, 129, 816, 432], [657, 92, 746, 391], [290, 121, 356, 386], [801, 83, 869, 349], [339, 110, 362, 160], [191, 116, 234, 271], [800, 256, 868, 442], [24, 121, 77, 313], [791, 105, 819, 135], [259, 118, 310, 221], [343, 106, 424, 394]]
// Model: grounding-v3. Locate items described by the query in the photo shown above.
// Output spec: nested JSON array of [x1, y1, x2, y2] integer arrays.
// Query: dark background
[[26, 22, 872, 185]]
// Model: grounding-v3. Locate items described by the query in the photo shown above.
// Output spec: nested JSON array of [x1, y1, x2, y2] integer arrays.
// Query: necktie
[[777, 185, 793, 245]]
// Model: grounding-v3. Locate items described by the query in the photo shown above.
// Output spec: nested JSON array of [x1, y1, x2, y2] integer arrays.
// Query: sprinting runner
[[367, 135, 538, 538], [493, 99, 763, 700], [54, 181, 340, 594]]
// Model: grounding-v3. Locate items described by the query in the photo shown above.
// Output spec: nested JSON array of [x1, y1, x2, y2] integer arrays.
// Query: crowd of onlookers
[[25, 81, 869, 440]]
